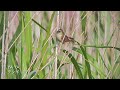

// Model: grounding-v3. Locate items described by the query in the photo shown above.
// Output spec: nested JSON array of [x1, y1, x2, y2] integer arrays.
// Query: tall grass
[[0, 11, 120, 79]]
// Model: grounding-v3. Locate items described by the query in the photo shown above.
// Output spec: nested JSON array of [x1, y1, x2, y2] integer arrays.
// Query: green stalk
[[81, 45, 120, 51], [75, 40, 120, 51], [32, 19, 47, 32]]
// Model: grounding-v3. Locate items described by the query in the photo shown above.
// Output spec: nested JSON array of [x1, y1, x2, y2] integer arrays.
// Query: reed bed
[[0, 11, 120, 79]]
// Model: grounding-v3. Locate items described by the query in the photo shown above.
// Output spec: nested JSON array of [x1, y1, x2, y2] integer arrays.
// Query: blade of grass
[[79, 46, 92, 79], [63, 50, 83, 79], [20, 11, 32, 77], [72, 47, 106, 78], [73, 41, 92, 78], [32, 19, 47, 32], [36, 11, 55, 78], [81, 45, 120, 51]]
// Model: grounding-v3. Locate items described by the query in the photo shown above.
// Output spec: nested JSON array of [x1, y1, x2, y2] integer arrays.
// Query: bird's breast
[[56, 33, 63, 42]]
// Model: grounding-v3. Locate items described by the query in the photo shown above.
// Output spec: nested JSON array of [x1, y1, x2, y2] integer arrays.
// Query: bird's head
[[56, 29, 75, 44], [56, 29, 65, 42], [56, 29, 64, 35]]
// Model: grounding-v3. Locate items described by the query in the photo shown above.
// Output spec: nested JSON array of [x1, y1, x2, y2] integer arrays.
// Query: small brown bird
[[56, 29, 75, 44]]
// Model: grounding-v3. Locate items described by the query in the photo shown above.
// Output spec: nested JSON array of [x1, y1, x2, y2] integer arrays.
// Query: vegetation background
[[0, 11, 120, 79]]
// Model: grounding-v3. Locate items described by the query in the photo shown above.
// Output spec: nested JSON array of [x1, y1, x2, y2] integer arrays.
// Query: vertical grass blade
[[20, 11, 32, 78], [38, 11, 55, 78], [79, 46, 92, 79], [63, 50, 83, 79]]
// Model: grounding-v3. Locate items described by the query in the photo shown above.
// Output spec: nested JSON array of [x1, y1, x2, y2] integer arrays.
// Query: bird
[[56, 29, 75, 44], [56, 29, 120, 52]]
